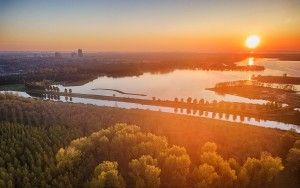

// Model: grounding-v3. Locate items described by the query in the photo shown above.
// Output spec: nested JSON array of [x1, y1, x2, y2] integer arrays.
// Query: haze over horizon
[[0, 0, 299, 52]]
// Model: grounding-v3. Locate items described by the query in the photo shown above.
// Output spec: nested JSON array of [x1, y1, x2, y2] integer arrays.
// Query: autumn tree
[[159, 145, 191, 188], [286, 140, 300, 176], [191, 163, 219, 188], [238, 152, 284, 188], [197, 142, 237, 188], [90, 161, 125, 188], [129, 155, 161, 188]]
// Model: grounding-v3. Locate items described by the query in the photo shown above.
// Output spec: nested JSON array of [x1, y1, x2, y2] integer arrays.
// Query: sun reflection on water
[[248, 74, 252, 80], [247, 57, 254, 66]]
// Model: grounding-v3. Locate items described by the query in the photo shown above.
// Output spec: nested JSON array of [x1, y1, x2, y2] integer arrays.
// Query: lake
[[55, 58, 300, 104]]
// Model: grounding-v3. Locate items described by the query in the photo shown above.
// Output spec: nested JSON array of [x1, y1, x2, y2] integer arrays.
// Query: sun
[[245, 35, 260, 49]]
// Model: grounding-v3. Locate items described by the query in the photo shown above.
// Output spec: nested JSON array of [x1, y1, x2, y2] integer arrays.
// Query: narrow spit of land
[[92, 88, 147, 96], [27, 89, 300, 125], [207, 85, 300, 108], [252, 75, 300, 84]]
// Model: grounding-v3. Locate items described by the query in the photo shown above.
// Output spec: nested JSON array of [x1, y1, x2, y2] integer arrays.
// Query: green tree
[[191, 163, 220, 188], [198, 142, 237, 188], [90, 161, 125, 188], [129, 155, 161, 188], [159, 145, 191, 188], [238, 152, 284, 188], [286, 140, 300, 176]]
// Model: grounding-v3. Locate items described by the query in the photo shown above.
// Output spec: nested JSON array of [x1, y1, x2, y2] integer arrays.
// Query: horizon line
[[1, 50, 300, 54]]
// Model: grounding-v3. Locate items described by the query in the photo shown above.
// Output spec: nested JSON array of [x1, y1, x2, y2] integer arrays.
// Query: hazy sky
[[0, 0, 299, 52]]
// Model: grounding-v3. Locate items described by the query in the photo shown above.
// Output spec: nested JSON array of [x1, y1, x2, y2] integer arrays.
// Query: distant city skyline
[[0, 0, 299, 52]]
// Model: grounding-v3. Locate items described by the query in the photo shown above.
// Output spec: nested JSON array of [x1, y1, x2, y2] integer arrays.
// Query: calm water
[[56, 58, 300, 103]]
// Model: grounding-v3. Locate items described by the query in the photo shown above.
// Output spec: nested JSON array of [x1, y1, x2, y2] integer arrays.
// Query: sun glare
[[247, 57, 254, 66], [245, 35, 260, 49]]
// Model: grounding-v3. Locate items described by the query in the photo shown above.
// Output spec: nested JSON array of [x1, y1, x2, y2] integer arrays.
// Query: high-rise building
[[78, 49, 83, 57], [54, 52, 62, 58]]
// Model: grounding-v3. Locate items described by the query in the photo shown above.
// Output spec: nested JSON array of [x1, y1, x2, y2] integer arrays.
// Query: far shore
[[252, 75, 300, 84]]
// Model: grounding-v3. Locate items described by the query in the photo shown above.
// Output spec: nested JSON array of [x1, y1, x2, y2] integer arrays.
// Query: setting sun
[[245, 35, 260, 49]]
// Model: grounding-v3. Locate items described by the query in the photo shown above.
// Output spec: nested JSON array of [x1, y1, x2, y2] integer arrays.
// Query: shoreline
[[26, 89, 300, 125], [207, 85, 300, 108], [91, 88, 147, 96]]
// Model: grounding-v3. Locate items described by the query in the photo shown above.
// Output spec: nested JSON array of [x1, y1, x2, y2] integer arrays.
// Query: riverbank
[[26, 89, 300, 125]]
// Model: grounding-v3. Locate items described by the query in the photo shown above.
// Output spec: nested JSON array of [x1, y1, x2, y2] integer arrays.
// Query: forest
[[0, 93, 299, 187]]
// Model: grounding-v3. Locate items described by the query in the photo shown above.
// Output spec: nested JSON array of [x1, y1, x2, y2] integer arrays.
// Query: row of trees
[[25, 82, 73, 94], [39, 94, 73, 102], [152, 96, 284, 112], [46, 86, 60, 92], [64, 88, 72, 93], [151, 96, 299, 124], [170, 97, 284, 111], [215, 80, 296, 92], [174, 108, 262, 122]]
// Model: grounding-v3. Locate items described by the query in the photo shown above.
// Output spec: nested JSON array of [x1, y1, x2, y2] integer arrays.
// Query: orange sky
[[0, 0, 299, 52]]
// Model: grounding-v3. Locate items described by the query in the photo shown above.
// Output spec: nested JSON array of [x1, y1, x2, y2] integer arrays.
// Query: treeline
[[0, 93, 299, 187], [252, 75, 300, 85], [215, 80, 297, 92], [0, 54, 264, 86]]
